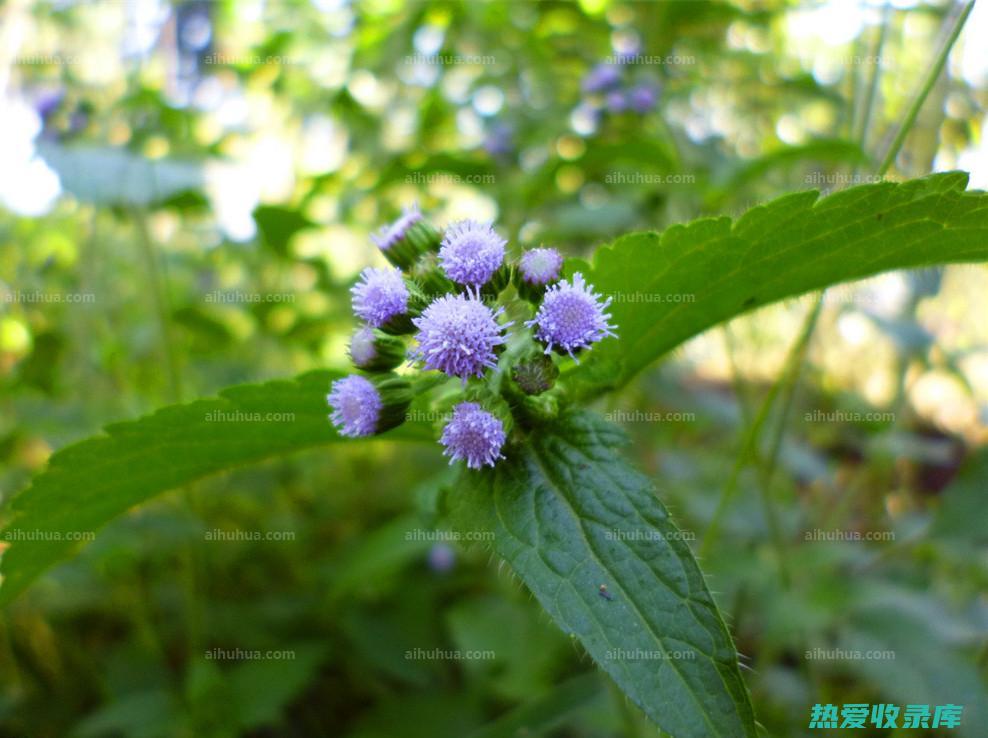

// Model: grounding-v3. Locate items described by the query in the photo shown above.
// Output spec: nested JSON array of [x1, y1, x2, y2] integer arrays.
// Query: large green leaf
[[566, 172, 988, 396], [0, 370, 430, 605], [444, 409, 756, 738]]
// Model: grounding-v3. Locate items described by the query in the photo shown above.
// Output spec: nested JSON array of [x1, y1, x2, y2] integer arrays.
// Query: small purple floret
[[526, 272, 616, 359], [328, 375, 382, 437], [351, 266, 409, 328], [582, 63, 622, 94], [371, 203, 422, 252], [519, 248, 563, 285], [440, 402, 506, 469], [438, 220, 506, 287], [412, 289, 509, 381]]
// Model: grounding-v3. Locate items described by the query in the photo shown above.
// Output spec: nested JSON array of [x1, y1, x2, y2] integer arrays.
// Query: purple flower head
[[526, 272, 617, 359], [328, 375, 382, 437], [351, 266, 409, 328], [439, 220, 506, 287], [582, 63, 622, 94], [440, 402, 506, 469], [411, 289, 509, 381], [519, 248, 563, 285], [628, 84, 659, 114], [371, 203, 423, 252]]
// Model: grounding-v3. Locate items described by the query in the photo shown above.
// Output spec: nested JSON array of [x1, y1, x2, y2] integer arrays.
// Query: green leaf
[[567, 172, 988, 396], [445, 409, 756, 738], [0, 370, 430, 605]]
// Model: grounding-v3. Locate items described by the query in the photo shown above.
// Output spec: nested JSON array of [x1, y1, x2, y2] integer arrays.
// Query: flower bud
[[511, 353, 559, 395], [372, 204, 441, 271], [348, 326, 405, 372]]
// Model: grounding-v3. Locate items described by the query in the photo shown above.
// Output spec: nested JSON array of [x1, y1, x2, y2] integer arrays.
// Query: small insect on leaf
[[598, 583, 614, 601]]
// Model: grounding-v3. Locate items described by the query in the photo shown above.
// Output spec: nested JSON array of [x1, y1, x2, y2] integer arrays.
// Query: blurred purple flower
[[605, 90, 628, 113], [582, 63, 622, 94], [628, 83, 660, 114], [428, 543, 456, 573]]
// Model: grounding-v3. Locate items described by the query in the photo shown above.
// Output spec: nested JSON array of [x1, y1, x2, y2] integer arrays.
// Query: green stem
[[855, 3, 893, 148], [875, 0, 975, 176], [700, 297, 821, 559], [132, 208, 183, 403]]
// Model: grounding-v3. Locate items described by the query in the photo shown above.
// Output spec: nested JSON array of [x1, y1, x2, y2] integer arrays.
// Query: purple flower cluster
[[578, 59, 661, 122], [328, 204, 617, 470]]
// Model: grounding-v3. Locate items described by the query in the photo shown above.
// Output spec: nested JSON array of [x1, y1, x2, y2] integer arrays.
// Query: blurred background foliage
[[1, 0, 987, 736]]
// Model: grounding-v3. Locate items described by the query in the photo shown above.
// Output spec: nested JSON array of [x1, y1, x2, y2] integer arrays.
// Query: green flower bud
[[348, 326, 406, 372]]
